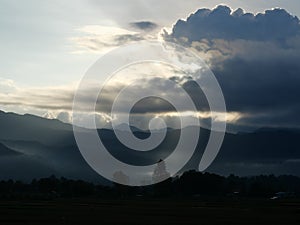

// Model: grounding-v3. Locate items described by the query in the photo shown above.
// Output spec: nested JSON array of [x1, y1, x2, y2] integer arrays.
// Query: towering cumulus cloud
[[164, 5, 300, 129], [168, 5, 300, 41]]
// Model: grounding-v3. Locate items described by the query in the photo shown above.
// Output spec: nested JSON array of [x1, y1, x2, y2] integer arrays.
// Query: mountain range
[[0, 110, 299, 183]]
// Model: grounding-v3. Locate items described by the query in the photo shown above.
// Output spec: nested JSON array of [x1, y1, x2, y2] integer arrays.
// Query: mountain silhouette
[[0, 110, 299, 182]]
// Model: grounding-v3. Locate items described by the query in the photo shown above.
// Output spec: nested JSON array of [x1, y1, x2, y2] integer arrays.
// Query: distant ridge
[[0, 110, 299, 181], [0, 142, 22, 156]]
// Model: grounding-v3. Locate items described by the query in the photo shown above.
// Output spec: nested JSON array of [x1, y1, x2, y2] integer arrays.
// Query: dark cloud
[[130, 21, 158, 31], [164, 5, 300, 129], [166, 5, 300, 42]]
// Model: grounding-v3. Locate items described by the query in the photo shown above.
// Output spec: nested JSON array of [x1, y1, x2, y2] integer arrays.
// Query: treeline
[[0, 171, 299, 200]]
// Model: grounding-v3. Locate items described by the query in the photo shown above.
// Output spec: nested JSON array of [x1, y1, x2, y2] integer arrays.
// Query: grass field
[[0, 198, 299, 225]]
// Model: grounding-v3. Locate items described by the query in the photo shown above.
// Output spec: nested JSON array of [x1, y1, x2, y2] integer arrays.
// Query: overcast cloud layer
[[165, 5, 300, 129]]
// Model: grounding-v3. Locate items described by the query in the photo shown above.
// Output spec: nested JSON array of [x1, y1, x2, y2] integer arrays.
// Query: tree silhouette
[[152, 159, 170, 183], [113, 171, 129, 185]]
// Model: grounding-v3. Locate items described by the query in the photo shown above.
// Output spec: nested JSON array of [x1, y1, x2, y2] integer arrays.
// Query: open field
[[0, 198, 299, 225]]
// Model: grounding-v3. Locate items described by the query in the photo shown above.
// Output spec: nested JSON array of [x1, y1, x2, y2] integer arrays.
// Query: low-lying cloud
[[0, 65, 238, 130]]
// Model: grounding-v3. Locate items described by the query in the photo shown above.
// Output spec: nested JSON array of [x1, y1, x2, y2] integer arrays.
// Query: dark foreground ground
[[0, 198, 299, 225]]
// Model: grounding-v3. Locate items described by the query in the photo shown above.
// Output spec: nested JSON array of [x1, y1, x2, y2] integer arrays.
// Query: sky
[[1, 0, 300, 131]]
